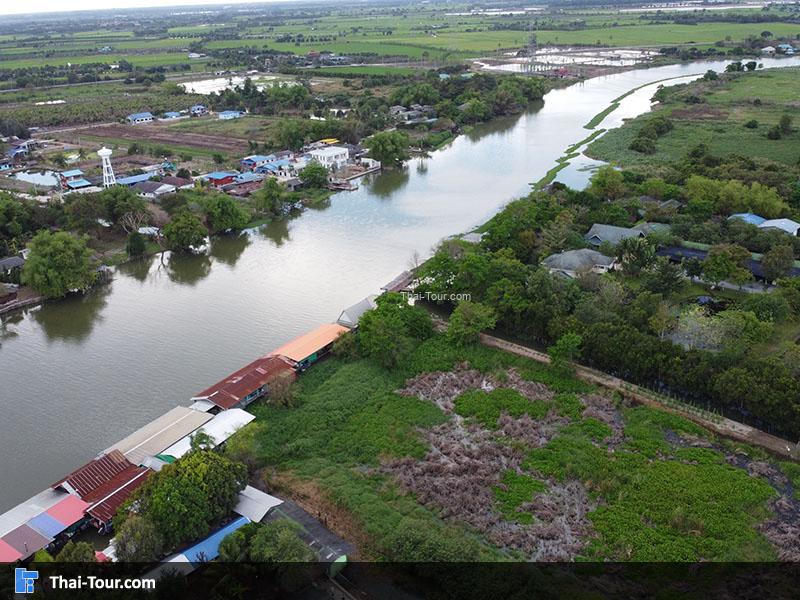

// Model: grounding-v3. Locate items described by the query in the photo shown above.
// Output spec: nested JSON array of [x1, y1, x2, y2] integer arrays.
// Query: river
[[1, 57, 798, 511]]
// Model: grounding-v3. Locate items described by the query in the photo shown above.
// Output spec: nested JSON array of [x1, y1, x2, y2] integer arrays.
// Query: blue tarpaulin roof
[[27, 512, 66, 538], [728, 213, 766, 226], [66, 178, 92, 189], [117, 173, 155, 186], [203, 171, 237, 181], [181, 517, 249, 563]]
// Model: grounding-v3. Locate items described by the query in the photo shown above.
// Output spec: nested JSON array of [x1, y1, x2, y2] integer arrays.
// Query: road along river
[[2, 56, 798, 510]]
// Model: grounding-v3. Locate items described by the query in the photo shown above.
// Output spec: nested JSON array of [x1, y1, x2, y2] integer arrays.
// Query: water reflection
[[0, 312, 22, 348], [367, 167, 411, 198], [209, 233, 251, 267], [163, 252, 212, 286], [116, 256, 154, 283], [32, 285, 110, 342], [259, 216, 292, 246]]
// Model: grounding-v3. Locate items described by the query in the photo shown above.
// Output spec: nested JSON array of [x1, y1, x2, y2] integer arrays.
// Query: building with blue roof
[[241, 155, 275, 170], [66, 178, 92, 190], [218, 110, 243, 120], [190, 104, 207, 116], [181, 517, 249, 563], [202, 171, 239, 187], [27, 513, 67, 539], [728, 213, 766, 226], [61, 169, 84, 179], [117, 173, 156, 186], [127, 112, 154, 124], [163, 111, 182, 119], [235, 172, 263, 184]]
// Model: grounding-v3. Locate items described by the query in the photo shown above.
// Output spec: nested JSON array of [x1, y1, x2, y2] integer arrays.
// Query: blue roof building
[[180, 517, 250, 563], [127, 112, 154, 124], [163, 111, 181, 119], [190, 104, 207, 115], [728, 213, 766, 226], [218, 110, 243, 120], [117, 173, 156, 186], [61, 169, 84, 179], [234, 172, 263, 184], [66, 178, 92, 189]]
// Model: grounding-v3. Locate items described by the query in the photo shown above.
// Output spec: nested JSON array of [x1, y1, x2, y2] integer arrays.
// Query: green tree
[[643, 257, 685, 295], [357, 292, 432, 368], [761, 244, 794, 283], [124, 451, 246, 550], [126, 231, 147, 257], [162, 211, 207, 252], [114, 515, 164, 562], [55, 541, 96, 562], [202, 194, 250, 233], [547, 332, 582, 376], [298, 161, 329, 189], [779, 114, 792, 135], [446, 301, 497, 346], [21, 231, 96, 298], [364, 130, 410, 167], [98, 185, 147, 226], [615, 236, 655, 276], [253, 178, 287, 216], [248, 520, 314, 562], [703, 244, 752, 288], [588, 166, 626, 200]]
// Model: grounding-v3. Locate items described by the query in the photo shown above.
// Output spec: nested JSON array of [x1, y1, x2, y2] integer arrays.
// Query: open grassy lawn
[[0, 52, 205, 70], [231, 333, 791, 564], [588, 67, 800, 167]]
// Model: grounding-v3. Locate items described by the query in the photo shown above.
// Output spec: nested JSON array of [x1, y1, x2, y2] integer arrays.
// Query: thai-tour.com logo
[[15, 568, 38, 594]]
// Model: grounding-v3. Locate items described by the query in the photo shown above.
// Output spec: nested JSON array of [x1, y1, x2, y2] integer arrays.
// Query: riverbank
[[4, 57, 798, 512]]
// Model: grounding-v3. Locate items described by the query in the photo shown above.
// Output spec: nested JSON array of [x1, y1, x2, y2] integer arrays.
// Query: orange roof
[[269, 324, 348, 363]]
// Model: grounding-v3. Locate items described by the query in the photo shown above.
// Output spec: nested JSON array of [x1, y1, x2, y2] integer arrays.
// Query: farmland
[[587, 67, 800, 168], [2, 2, 800, 80]]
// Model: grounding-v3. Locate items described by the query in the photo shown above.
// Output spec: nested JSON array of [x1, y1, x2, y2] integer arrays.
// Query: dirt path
[[479, 333, 800, 463]]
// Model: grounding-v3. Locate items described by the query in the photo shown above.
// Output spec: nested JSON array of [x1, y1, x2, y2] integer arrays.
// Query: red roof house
[[192, 355, 296, 410]]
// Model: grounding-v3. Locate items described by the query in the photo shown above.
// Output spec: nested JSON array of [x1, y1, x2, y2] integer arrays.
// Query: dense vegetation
[[418, 79, 800, 436]]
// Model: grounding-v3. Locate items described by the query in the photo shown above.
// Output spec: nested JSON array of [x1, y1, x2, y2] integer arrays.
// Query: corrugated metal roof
[[117, 173, 155, 186], [269, 323, 348, 363], [192, 356, 295, 410], [52, 450, 133, 498], [0, 539, 21, 562], [66, 178, 92, 189], [159, 409, 255, 460], [337, 295, 377, 328], [233, 486, 283, 522], [0, 489, 65, 538], [105, 406, 213, 466], [27, 512, 66, 538], [1, 524, 51, 558], [61, 169, 84, 178], [87, 468, 151, 525], [46, 495, 89, 527]]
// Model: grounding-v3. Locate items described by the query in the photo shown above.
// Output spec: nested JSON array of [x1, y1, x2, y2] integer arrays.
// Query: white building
[[758, 218, 800, 236], [308, 146, 349, 170]]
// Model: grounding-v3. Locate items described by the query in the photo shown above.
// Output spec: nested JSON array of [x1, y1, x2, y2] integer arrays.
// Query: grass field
[[588, 67, 800, 167], [231, 333, 792, 563]]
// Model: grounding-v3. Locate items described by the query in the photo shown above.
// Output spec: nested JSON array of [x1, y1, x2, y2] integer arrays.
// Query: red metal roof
[[46, 495, 90, 527], [194, 355, 295, 410], [87, 468, 151, 525], [51, 450, 135, 499], [0, 539, 22, 562]]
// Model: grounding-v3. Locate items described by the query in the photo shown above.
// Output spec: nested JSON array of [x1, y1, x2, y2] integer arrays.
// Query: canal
[[1, 57, 798, 510]]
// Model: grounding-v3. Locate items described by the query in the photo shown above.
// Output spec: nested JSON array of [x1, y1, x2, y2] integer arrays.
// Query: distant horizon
[[0, 0, 304, 17]]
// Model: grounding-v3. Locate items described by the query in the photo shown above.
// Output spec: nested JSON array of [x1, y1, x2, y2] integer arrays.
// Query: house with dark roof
[[160, 175, 194, 190], [133, 180, 176, 199], [542, 249, 617, 278], [584, 223, 645, 247], [191, 355, 296, 410], [0, 255, 24, 274]]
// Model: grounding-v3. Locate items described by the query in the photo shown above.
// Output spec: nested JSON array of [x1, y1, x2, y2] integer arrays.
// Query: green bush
[[454, 388, 549, 429]]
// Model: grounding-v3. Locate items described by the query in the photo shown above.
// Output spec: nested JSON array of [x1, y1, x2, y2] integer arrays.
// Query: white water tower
[[98, 147, 116, 188]]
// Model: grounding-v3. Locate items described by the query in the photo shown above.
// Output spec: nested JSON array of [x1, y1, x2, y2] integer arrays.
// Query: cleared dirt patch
[[670, 105, 728, 120], [54, 122, 250, 154]]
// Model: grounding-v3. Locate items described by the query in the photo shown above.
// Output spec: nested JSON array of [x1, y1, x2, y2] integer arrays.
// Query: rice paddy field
[[2, 3, 799, 74]]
